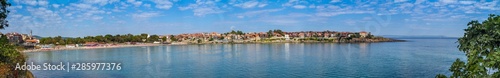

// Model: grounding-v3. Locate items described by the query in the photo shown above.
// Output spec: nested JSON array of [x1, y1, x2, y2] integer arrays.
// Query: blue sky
[[0, 0, 499, 37]]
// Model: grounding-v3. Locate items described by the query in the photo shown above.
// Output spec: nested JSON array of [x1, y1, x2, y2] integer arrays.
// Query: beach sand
[[22, 43, 166, 53]]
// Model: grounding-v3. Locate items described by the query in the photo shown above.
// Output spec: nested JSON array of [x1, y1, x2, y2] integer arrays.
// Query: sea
[[25, 39, 465, 78]]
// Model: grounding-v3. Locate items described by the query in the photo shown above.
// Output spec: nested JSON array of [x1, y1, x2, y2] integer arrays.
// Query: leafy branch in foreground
[[0, 35, 30, 77], [0, 0, 33, 77], [436, 14, 500, 78]]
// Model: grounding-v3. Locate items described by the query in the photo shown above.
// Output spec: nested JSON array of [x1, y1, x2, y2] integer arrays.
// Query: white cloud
[[132, 12, 160, 19], [92, 16, 103, 20], [308, 5, 315, 8], [232, 1, 267, 9], [191, 7, 224, 16], [83, 0, 119, 6], [179, 0, 224, 16], [38, 1, 49, 6], [70, 3, 93, 9], [282, 0, 298, 6], [235, 8, 283, 18], [262, 19, 300, 26], [144, 4, 151, 8], [394, 0, 408, 3], [11, 5, 23, 9], [459, 1, 475, 4], [52, 4, 60, 8], [316, 11, 375, 16], [440, 0, 457, 4], [24, 0, 38, 6], [282, 0, 312, 9], [344, 19, 356, 26], [152, 0, 174, 10], [292, 5, 307, 9], [127, 0, 143, 7], [315, 5, 375, 16], [237, 16, 244, 18], [330, 0, 341, 3], [241, 1, 259, 8], [258, 3, 267, 8], [20, 7, 63, 28], [475, 1, 499, 10], [65, 13, 72, 16], [7, 0, 500, 34]]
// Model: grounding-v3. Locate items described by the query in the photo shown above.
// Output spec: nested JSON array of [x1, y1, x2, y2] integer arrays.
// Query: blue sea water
[[25, 39, 465, 78]]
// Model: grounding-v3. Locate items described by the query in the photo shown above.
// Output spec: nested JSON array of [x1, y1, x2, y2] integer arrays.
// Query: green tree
[[114, 34, 125, 43], [227, 30, 245, 35], [65, 38, 74, 44], [95, 35, 104, 42], [197, 39, 202, 43], [230, 30, 236, 34], [366, 34, 374, 39], [140, 33, 149, 42], [170, 35, 178, 41], [40, 37, 54, 44], [0, 0, 9, 29], [104, 34, 113, 43], [267, 30, 273, 37], [84, 36, 96, 42], [75, 37, 84, 44], [161, 36, 167, 42], [54, 36, 62, 44], [148, 35, 159, 42], [236, 30, 244, 35], [274, 29, 284, 35], [0, 0, 32, 77], [0, 35, 29, 77], [209, 38, 214, 41], [124, 34, 133, 42], [350, 33, 361, 38], [133, 35, 142, 42], [437, 14, 500, 78]]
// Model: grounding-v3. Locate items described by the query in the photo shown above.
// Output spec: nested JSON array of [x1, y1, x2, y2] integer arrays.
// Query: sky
[[0, 0, 499, 37]]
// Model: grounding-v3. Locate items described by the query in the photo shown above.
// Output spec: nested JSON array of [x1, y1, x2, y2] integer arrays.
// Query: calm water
[[26, 39, 465, 78]]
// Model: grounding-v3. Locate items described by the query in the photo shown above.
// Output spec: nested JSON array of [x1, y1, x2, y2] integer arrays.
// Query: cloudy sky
[[0, 0, 499, 37]]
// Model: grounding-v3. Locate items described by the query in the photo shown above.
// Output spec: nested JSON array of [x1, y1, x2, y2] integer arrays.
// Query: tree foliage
[[0, 0, 32, 77], [0, 35, 28, 77], [226, 30, 245, 35], [266, 29, 284, 37], [0, 0, 9, 29], [39, 34, 163, 45], [148, 35, 159, 42], [437, 14, 500, 78]]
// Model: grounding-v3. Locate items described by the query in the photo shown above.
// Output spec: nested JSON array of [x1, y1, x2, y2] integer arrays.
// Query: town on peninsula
[[1, 30, 402, 52]]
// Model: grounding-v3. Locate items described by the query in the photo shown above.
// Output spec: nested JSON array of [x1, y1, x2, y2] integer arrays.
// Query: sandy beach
[[22, 43, 166, 53], [22, 38, 404, 53]]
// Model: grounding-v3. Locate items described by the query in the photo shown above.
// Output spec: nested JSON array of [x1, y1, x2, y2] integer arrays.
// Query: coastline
[[22, 43, 165, 53], [22, 39, 404, 53]]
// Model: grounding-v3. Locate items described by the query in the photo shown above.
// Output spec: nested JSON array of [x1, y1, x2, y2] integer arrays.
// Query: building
[[25, 39, 40, 43], [284, 34, 290, 40], [340, 32, 350, 38], [6, 32, 24, 44], [360, 31, 368, 38]]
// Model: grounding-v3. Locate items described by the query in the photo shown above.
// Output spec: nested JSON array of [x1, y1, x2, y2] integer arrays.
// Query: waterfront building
[[6, 32, 24, 44], [360, 31, 368, 38], [284, 35, 290, 40]]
